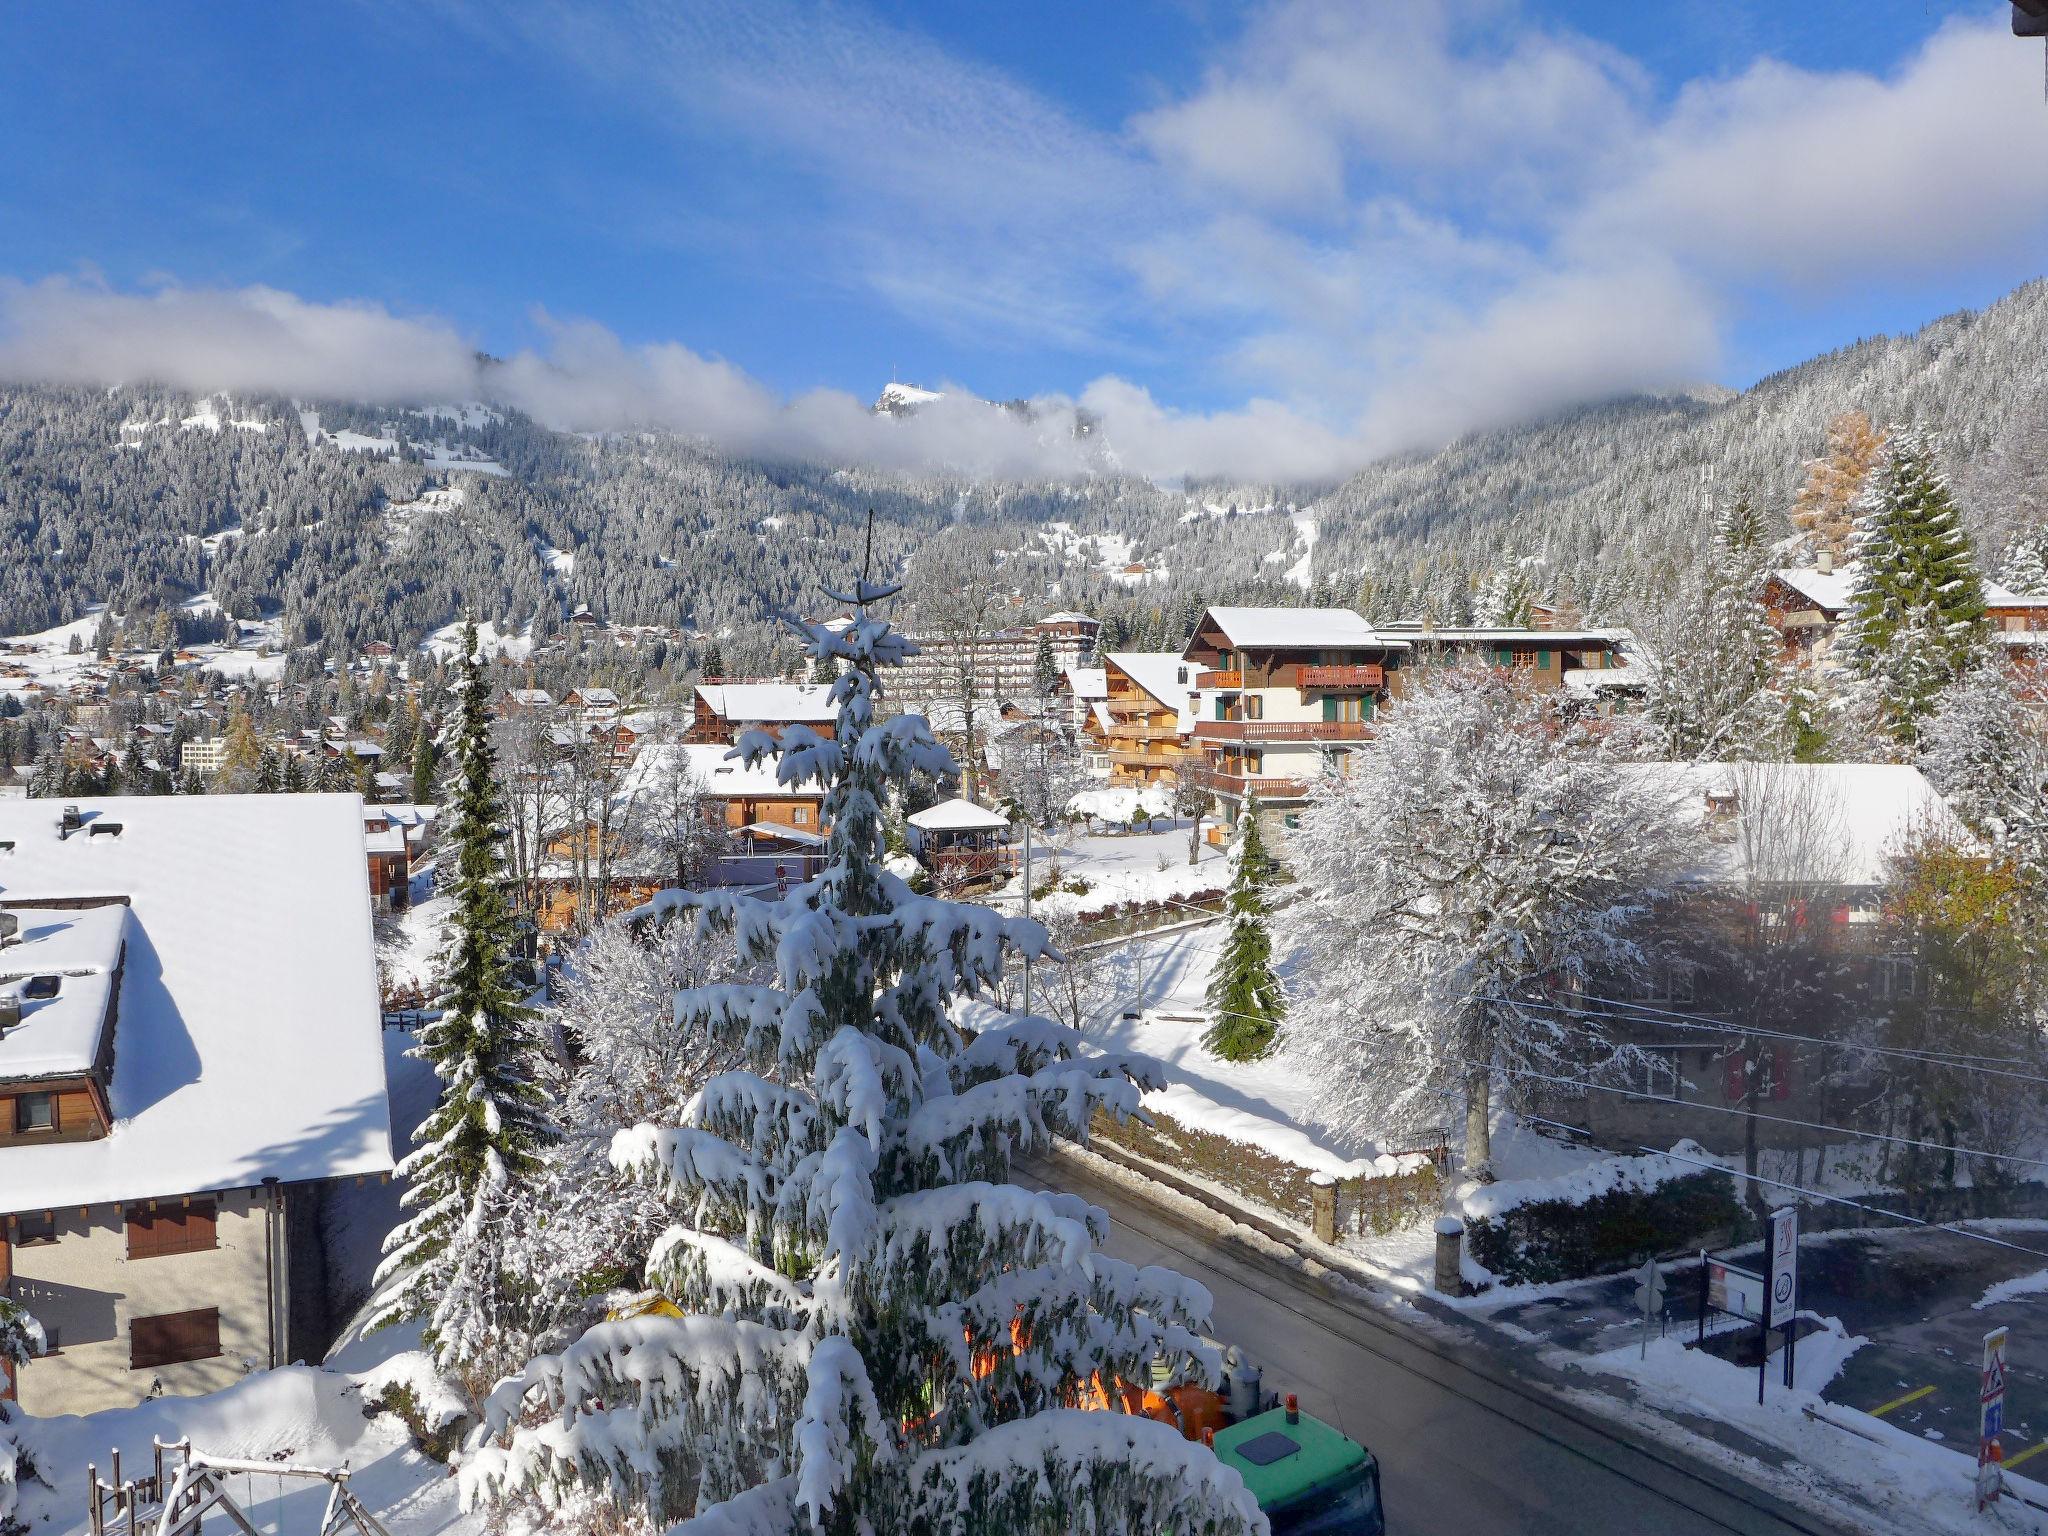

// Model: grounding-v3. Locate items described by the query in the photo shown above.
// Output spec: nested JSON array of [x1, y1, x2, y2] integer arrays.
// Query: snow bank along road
[[1021, 1157, 1854, 1536]]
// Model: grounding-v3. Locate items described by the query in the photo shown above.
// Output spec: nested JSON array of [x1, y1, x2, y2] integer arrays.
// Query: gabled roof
[[626, 743, 827, 801], [0, 794, 393, 1211], [694, 682, 838, 724], [1985, 581, 2048, 610], [1186, 607, 1403, 653], [0, 904, 127, 1081], [1060, 666, 1108, 701], [1767, 566, 1855, 614], [907, 797, 1012, 833], [1107, 651, 1197, 716]]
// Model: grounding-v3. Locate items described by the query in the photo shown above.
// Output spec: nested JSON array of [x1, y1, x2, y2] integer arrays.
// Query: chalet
[[564, 687, 622, 726], [1181, 607, 1410, 825], [362, 810, 411, 912], [1377, 624, 1643, 711], [501, 688, 556, 714], [629, 743, 828, 839], [1085, 652, 1196, 787], [1758, 559, 1856, 659], [685, 683, 837, 745], [0, 795, 393, 1415], [1057, 664, 1108, 742]]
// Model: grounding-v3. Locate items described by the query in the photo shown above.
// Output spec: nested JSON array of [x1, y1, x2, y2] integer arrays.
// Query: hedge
[[1464, 1168, 1746, 1285]]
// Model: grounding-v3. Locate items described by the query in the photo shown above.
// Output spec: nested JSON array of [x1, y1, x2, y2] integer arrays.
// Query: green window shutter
[[1538, 649, 1552, 671], [1361, 694, 1375, 720], [1494, 647, 1510, 667], [1323, 695, 1337, 722]]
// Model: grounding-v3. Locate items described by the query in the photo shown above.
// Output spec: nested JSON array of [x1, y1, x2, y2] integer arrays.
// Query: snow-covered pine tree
[[1286, 666, 1693, 1178], [2000, 533, 2048, 597], [372, 620, 556, 1377], [1843, 429, 1988, 741], [1918, 663, 2048, 889], [1031, 631, 1059, 701], [1204, 795, 1285, 1061], [1471, 560, 1537, 628], [462, 578, 1261, 1536], [0, 1297, 42, 1532], [1640, 562, 1785, 761]]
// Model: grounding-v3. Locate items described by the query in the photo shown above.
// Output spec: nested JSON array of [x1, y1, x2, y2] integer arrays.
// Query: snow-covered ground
[[419, 619, 532, 663], [378, 866, 449, 997]]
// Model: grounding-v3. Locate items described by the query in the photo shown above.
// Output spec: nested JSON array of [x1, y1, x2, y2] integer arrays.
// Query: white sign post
[[1979, 1327, 2009, 1512], [1636, 1258, 1666, 1359], [1769, 1206, 1799, 1391]]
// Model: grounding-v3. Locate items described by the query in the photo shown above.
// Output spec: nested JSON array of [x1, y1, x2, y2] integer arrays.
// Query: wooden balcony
[[1297, 663, 1384, 689], [1196, 669, 1243, 689], [1193, 719, 1374, 743], [1106, 722, 1185, 742], [1190, 767, 1310, 801], [1109, 748, 1180, 767]]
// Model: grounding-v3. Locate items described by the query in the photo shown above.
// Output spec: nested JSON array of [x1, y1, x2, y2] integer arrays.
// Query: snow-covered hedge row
[[1463, 1142, 1745, 1285], [1031, 864, 1226, 923]]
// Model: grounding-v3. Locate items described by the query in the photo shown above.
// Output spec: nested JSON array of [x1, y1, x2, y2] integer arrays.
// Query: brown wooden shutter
[[130, 1307, 221, 1369], [126, 1200, 219, 1259]]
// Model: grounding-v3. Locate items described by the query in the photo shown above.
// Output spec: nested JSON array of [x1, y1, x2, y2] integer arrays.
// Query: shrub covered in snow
[[1462, 1144, 1745, 1285]]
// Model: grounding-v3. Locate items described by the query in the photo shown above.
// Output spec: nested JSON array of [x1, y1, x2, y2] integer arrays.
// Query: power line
[[1562, 990, 2035, 1068], [1458, 1056, 2048, 1172], [1476, 993, 2048, 1090]]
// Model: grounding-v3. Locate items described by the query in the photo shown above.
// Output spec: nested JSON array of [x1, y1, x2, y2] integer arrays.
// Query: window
[[1512, 649, 1537, 670], [14, 1093, 53, 1133], [130, 1308, 221, 1370], [126, 1200, 219, 1260], [15, 1211, 56, 1246], [791, 807, 810, 826], [1243, 694, 1263, 720]]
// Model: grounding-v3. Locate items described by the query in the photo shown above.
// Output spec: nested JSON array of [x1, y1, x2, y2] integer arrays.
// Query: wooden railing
[[1191, 768, 1310, 799], [1109, 748, 1178, 767], [1297, 663, 1384, 689], [1195, 669, 1242, 689], [1106, 722, 1185, 742], [1193, 719, 1373, 742]]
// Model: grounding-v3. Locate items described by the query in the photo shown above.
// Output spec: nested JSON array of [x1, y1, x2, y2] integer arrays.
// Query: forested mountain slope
[[3, 279, 2043, 663]]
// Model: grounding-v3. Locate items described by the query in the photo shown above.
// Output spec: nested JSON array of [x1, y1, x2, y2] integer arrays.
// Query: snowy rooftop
[[1768, 565, 1856, 613], [1985, 581, 2048, 610], [1106, 652, 1197, 716], [0, 794, 394, 1211], [694, 682, 838, 724], [628, 743, 827, 801], [1061, 666, 1108, 701], [1189, 606, 1406, 652], [907, 797, 1012, 833], [1624, 762, 1972, 889], [1379, 625, 1634, 645], [0, 904, 128, 1081]]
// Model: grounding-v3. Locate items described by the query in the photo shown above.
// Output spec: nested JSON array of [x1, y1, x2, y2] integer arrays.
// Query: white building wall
[[9, 1188, 281, 1416]]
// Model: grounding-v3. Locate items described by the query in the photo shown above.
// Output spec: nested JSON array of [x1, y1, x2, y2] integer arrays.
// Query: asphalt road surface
[[1022, 1158, 1850, 1536]]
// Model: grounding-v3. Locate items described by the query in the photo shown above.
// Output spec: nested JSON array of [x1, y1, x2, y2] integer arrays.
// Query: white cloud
[[0, 277, 477, 401]]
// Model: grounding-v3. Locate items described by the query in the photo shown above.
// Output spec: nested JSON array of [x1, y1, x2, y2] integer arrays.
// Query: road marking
[[2004, 1441, 2048, 1471], [1867, 1385, 1935, 1419]]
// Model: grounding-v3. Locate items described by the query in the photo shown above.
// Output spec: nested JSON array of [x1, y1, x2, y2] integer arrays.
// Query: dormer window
[[15, 1092, 54, 1133], [22, 975, 60, 1001]]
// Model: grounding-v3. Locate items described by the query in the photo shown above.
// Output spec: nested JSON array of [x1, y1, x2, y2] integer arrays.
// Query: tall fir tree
[[1031, 631, 1060, 700], [371, 621, 555, 1373], [466, 577, 1259, 1536], [411, 728, 438, 803], [1204, 795, 1286, 1061], [1843, 428, 1988, 741]]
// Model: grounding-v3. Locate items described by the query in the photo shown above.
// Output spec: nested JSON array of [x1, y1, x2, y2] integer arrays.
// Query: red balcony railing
[[1297, 663, 1384, 689], [1193, 719, 1374, 743], [1191, 768, 1310, 800]]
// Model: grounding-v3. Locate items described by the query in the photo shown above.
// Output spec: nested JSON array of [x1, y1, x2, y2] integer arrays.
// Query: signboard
[[1981, 1326, 2009, 1511], [1706, 1259, 1764, 1322], [1636, 1257, 1667, 1319], [1769, 1206, 1799, 1325]]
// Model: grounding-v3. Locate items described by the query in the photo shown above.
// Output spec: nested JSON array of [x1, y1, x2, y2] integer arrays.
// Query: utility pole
[[1021, 816, 1033, 1014]]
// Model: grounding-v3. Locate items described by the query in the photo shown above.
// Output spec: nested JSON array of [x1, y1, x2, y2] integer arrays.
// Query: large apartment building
[[891, 613, 1100, 709], [0, 795, 393, 1415], [1181, 607, 1411, 822]]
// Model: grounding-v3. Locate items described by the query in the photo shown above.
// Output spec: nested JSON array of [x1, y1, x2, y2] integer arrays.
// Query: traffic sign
[[1981, 1325, 2010, 1510], [1768, 1206, 1798, 1323], [1636, 1258, 1667, 1317]]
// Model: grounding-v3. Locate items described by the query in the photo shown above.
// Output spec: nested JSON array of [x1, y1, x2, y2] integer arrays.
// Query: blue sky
[[1, 1, 2043, 480]]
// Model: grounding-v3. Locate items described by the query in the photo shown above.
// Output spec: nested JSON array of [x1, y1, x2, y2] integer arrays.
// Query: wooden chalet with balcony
[[1377, 623, 1642, 710], [1085, 652, 1196, 786], [684, 683, 838, 745], [1180, 607, 1410, 824]]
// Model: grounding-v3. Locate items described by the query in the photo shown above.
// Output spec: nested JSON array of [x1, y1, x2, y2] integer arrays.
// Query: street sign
[[1768, 1206, 1799, 1323], [1636, 1257, 1667, 1317], [1707, 1259, 1765, 1322], [1980, 1327, 2010, 1511]]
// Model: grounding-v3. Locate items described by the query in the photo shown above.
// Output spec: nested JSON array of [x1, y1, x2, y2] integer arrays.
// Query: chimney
[[0, 994, 18, 1033], [58, 803, 83, 839], [1816, 549, 1835, 575], [0, 911, 17, 947]]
